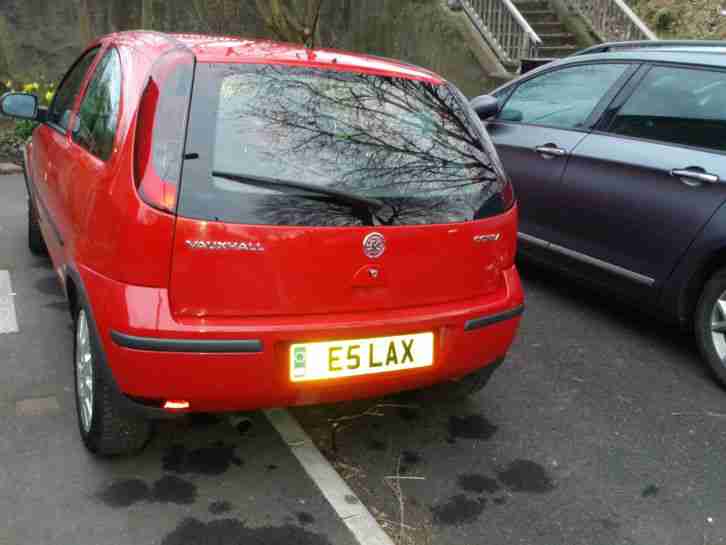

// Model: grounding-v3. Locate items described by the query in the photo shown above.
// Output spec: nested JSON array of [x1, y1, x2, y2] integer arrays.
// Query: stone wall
[[0, 0, 496, 96]]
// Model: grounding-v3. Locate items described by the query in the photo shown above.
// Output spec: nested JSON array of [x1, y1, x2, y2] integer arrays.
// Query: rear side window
[[608, 66, 726, 153], [179, 64, 508, 227], [499, 63, 628, 129], [47, 47, 99, 131], [73, 48, 122, 161]]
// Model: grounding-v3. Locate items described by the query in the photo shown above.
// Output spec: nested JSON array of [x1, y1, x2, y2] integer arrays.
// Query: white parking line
[[0, 271, 18, 334], [265, 408, 395, 545]]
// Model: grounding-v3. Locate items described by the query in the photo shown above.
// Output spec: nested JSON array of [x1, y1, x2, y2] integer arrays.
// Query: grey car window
[[47, 47, 100, 131], [609, 66, 726, 153], [72, 48, 122, 161], [499, 63, 628, 130]]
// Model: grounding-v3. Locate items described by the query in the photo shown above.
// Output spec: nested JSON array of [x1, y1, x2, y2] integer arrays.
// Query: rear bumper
[[89, 265, 524, 413]]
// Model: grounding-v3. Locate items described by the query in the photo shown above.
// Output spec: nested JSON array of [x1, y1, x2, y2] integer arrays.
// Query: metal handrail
[[459, 0, 543, 68], [564, 0, 657, 42]]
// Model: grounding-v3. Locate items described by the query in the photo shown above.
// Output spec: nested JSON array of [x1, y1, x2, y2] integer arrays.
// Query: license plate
[[290, 332, 434, 383]]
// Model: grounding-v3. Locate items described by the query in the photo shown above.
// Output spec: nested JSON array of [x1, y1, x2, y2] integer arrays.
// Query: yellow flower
[[44, 90, 54, 104], [5, 80, 12, 89]]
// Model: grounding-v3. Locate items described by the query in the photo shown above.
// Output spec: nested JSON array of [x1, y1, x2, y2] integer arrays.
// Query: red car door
[[32, 46, 101, 270], [61, 45, 124, 273]]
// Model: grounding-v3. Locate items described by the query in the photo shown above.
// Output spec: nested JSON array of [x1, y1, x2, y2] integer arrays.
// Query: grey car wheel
[[75, 310, 94, 433], [73, 303, 152, 456], [696, 267, 726, 388]]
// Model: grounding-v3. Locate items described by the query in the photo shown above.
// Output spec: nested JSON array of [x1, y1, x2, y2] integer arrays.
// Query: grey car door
[[556, 64, 726, 300], [487, 62, 634, 243]]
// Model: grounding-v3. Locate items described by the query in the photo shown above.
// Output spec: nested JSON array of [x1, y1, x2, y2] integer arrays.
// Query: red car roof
[[111, 31, 443, 84]]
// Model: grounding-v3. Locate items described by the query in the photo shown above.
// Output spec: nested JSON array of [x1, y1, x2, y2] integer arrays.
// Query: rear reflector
[[163, 400, 190, 411]]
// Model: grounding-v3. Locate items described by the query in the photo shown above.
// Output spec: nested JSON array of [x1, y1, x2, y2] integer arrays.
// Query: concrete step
[[517, 9, 559, 24], [537, 44, 580, 57], [539, 32, 577, 46], [512, 0, 551, 11], [531, 21, 568, 34]]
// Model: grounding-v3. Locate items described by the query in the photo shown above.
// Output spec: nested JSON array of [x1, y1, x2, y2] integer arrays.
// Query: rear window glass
[[178, 64, 507, 226]]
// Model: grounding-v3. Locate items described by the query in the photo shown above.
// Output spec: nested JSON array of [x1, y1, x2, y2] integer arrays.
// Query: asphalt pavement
[[3, 170, 726, 545], [294, 248, 726, 544], [0, 174, 358, 545]]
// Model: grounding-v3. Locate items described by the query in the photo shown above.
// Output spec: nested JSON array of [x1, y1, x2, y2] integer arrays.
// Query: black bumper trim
[[111, 330, 263, 353], [464, 304, 524, 332]]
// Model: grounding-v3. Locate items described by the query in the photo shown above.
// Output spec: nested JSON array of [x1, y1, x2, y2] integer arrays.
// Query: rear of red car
[[103, 42, 523, 414]]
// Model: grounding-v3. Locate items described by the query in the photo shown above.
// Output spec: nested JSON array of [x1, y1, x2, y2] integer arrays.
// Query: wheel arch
[[680, 249, 726, 327], [64, 272, 79, 320]]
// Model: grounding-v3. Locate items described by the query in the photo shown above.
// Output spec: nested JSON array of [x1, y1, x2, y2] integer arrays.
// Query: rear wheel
[[695, 267, 726, 388], [74, 307, 152, 456], [28, 199, 47, 256]]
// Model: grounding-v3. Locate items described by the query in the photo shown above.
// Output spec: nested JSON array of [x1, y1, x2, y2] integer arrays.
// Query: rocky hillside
[[0, 0, 494, 97], [630, 0, 726, 39]]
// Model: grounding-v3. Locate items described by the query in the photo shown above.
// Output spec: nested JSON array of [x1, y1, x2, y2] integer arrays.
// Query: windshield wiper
[[212, 171, 385, 217]]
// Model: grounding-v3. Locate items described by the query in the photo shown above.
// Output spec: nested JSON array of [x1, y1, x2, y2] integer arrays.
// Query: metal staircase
[[513, 0, 579, 58], [456, 0, 657, 75]]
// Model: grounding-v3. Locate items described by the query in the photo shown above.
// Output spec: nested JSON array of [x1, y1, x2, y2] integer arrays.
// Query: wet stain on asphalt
[[296, 511, 315, 525], [236, 419, 252, 436], [448, 415, 498, 440], [496, 460, 554, 493], [98, 476, 198, 507], [431, 495, 487, 525], [368, 439, 386, 451], [266, 464, 279, 471], [209, 500, 233, 515], [97, 479, 150, 508], [457, 474, 501, 494], [161, 518, 333, 545], [402, 450, 422, 465], [493, 496, 507, 505], [152, 475, 197, 504], [642, 484, 659, 498], [187, 413, 222, 428], [400, 450, 422, 474], [398, 407, 420, 421], [163, 442, 242, 475]]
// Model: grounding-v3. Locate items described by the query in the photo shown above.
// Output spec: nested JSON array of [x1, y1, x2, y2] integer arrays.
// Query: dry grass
[[630, 0, 726, 39]]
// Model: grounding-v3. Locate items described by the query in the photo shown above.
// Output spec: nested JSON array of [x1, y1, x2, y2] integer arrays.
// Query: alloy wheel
[[75, 310, 94, 433]]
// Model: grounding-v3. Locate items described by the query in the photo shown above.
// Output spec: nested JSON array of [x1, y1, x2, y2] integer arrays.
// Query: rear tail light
[[133, 48, 195, 214]]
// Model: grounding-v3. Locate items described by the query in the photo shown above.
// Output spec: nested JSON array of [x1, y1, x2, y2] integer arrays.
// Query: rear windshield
[[178, 63, 508, 226]]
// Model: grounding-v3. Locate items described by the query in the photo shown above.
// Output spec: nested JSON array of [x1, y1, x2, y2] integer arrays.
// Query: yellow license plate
[[290, 332, 434, 382]]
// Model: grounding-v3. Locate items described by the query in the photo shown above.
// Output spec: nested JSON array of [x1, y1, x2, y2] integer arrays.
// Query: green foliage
[[13, 118, 36, 139]]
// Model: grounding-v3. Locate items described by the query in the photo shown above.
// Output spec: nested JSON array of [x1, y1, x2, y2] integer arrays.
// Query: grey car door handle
[[671, 168, 720, 186], [535, 145, 567, 158]]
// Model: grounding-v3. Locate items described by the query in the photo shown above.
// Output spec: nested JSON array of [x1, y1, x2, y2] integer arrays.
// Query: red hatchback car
[[0, 32, 523, 456]]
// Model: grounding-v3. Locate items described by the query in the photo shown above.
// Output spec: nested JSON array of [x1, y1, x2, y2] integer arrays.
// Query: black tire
[[28, 199, 47, 256], [695, 267, 726, 388], [73, 305, 152, 456], [413, 359, 503, 402]]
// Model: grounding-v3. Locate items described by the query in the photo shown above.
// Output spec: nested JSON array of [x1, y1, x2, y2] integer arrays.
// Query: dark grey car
[[474, 43, 726, 387]]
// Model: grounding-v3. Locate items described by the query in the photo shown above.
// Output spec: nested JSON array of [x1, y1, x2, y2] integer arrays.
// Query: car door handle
[[535, 145, 567, 159], [671, 168, 720, 186]]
